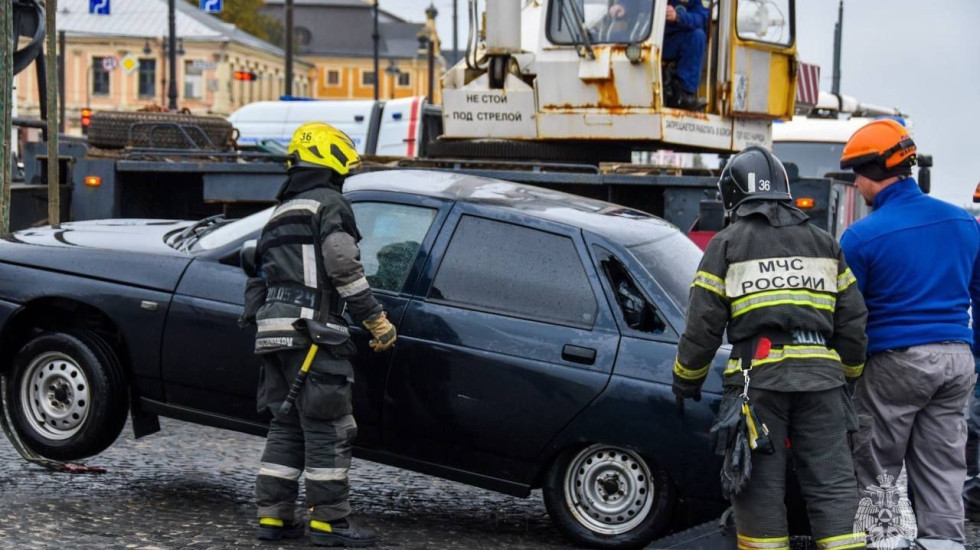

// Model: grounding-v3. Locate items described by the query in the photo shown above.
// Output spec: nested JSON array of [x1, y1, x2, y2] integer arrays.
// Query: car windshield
[[627, 232, 702, 312], [773, 142, 845, 179], [548, 0, 654, 45], [191, 207, 274, 251]]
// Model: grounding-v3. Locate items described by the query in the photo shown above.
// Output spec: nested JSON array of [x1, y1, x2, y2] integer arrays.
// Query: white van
[[228, 96, 441, 158]]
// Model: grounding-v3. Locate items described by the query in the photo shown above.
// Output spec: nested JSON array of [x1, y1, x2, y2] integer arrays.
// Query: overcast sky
[[380, 0, 980, 207]]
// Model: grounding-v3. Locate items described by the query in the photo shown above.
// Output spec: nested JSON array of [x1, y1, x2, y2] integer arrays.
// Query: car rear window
[[429, 216, 597, 328], [627, 233, 702, 313]]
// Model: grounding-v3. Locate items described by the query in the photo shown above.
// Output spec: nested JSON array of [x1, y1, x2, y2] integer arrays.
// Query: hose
[[465, 0, 488, 71], [12, 0, 46, 76]]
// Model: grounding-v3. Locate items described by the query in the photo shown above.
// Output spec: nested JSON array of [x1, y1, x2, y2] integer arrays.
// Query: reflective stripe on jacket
[[254, 173, 381, 354], [674, 201, 868, 392]]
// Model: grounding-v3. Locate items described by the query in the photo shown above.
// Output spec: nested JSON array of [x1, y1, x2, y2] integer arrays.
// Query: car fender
[[529, 372, 726, 504], [0, 264, 174, 401]]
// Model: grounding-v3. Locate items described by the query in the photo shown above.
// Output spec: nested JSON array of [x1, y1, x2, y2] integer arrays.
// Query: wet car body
[[0, 170, 732, 547]]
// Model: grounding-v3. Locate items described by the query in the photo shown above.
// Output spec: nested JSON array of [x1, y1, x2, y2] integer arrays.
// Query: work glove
[[363, 311, 397, 352], [708, 393, 742, 456], [671, 376, 702, 402], [720, 420, 752, 500]]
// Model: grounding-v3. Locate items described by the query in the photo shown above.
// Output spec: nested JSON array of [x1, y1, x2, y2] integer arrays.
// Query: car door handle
[[562, 344, 596, 366]]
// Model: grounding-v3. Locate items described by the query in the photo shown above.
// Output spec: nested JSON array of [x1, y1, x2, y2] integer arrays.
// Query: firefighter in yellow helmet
[[242, 122, 395, 546]]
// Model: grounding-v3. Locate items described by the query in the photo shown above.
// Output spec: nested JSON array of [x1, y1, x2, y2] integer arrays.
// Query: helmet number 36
[[758, 180, 771, 191]]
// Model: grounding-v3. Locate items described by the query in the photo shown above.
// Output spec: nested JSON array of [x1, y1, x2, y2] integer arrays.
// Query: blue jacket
[[668, 0, 710, 33], [618, 0, 709, 33], [840, 178, 980, 354]]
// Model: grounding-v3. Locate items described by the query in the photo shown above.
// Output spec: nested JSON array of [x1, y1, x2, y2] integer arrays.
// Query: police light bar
[[234, 71, 257, 81], [795, 198, 815, 209]]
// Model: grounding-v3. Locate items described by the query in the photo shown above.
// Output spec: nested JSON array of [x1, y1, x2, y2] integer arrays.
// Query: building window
[[325, 69, 340, 86], [92, 57, 110, 96], [361, 70, 376, 87], [184, 60, 204, 99], [397, 72, 411, 87], [138, 59, 156, 97]]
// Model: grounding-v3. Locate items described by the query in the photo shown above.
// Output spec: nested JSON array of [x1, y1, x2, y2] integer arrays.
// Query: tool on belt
[[713, 337, 775, 498], [279, 317, 351, 416]]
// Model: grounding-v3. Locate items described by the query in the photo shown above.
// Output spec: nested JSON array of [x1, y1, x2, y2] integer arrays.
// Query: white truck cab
[[228, 96, 438, 157]]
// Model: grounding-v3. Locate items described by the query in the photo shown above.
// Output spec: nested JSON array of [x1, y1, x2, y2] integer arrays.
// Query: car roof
[[345, 169, 679, 246]]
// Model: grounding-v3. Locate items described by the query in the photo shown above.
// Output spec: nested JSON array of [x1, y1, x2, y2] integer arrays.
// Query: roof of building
[[56, 0, 287, 58], [259, 1, 429, 59]]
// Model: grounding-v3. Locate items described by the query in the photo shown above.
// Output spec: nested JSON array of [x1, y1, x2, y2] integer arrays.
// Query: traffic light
[[234, 71, 257, 81], [81, 108, 92, 134]]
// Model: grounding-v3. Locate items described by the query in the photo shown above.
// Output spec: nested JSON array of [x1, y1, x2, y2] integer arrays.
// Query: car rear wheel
[[5, 331, 128, 461], [543, 444, 674, 549]]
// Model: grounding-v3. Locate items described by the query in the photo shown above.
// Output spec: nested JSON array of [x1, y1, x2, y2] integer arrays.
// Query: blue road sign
[[200, 0, 222, 13], [89, 0, 110, 15]]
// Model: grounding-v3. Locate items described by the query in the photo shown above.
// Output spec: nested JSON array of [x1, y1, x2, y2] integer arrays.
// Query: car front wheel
[[543, 444, 674, 549], [4, 331, 128, 461]]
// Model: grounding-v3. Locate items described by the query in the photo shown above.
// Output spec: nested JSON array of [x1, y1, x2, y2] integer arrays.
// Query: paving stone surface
[[1, 417, 979, 549]]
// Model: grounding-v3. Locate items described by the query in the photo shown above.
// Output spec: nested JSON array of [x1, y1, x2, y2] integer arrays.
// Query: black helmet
[[718, 146, 792, 210]]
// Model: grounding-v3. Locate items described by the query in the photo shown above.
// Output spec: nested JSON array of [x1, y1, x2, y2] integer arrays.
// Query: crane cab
[[440, 0, 797, 156]]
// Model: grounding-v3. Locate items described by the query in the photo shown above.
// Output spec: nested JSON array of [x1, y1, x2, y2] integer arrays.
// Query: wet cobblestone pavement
[[2, 418, 980, 549], [0, 418, 564, 550]]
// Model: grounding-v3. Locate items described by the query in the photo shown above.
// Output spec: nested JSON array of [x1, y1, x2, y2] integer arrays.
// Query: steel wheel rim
[[20, 351, 91, 440], [563, 444, 655, 535]]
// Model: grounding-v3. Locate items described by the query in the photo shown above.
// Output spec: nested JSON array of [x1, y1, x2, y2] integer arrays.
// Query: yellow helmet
[[287, 122, 360, 176]]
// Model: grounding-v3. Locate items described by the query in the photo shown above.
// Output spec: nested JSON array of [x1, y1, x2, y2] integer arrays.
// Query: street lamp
[[384, 59, 401, 99], [160, 37, 185, 107]]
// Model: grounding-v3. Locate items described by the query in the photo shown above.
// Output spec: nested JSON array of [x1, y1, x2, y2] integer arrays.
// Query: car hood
[[0, 219, 196, 291]]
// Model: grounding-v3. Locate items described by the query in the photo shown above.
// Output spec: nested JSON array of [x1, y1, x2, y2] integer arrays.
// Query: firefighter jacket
[[252, 169, 383, 355], [673, 201, 868, 392]]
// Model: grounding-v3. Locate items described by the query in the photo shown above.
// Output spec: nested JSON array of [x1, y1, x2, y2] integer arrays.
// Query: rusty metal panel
[[733, 118, 772, 150], [536, 111, 662, 140], [660, 110, 733, 150]]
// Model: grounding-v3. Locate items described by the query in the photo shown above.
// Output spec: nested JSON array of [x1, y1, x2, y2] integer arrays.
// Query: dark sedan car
[[0, 170, 732, 549]]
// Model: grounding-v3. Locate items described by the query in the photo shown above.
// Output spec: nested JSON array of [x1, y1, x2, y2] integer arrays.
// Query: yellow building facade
[[15, 0, 313, 136]]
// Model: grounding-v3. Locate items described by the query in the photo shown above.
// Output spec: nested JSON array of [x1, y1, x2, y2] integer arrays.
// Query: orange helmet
[[840, 119, 916, 180]]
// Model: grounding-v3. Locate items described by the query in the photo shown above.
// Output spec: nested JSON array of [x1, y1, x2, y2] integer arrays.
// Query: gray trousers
[[731, 386, 865, 549], [255, 349, 358, 523], [963, 392, 980, 511], [852, 342, 975, 548]]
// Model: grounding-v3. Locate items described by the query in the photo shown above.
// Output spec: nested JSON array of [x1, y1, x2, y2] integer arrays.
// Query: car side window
[[595, 246, 667, 334], [429, 215, 597, 328], [351, 202, 437, 293]]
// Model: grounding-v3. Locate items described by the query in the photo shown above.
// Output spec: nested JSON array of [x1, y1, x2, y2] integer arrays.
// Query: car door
[[588, 238, 728, 498], [159, 193, 449, 443], [382, 204, 620, 483], [160, 258, 263, 424], [342, 192, 451, 447]]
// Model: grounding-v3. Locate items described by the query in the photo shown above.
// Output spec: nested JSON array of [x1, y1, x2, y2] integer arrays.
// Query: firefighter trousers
[[731, 386, 866, 550], [254, 349, 358, 524]]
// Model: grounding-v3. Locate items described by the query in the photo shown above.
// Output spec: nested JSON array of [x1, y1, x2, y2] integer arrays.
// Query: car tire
[[543, 444, 674, 550], [5, 331, 128, 461]]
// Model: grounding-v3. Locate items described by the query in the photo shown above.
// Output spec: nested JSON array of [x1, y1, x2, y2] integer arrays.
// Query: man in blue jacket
[[608, 0, 709, 109], [839, 119, 980, 550]]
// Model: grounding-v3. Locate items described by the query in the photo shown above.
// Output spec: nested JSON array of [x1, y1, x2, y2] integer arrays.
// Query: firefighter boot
[[675, 91, 708, 112], [310, 517, 378, 547], [256, 517, 305, 541]]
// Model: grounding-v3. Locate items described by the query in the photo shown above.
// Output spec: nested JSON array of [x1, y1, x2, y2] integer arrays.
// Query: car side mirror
[[241, 239, 259, 277]]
